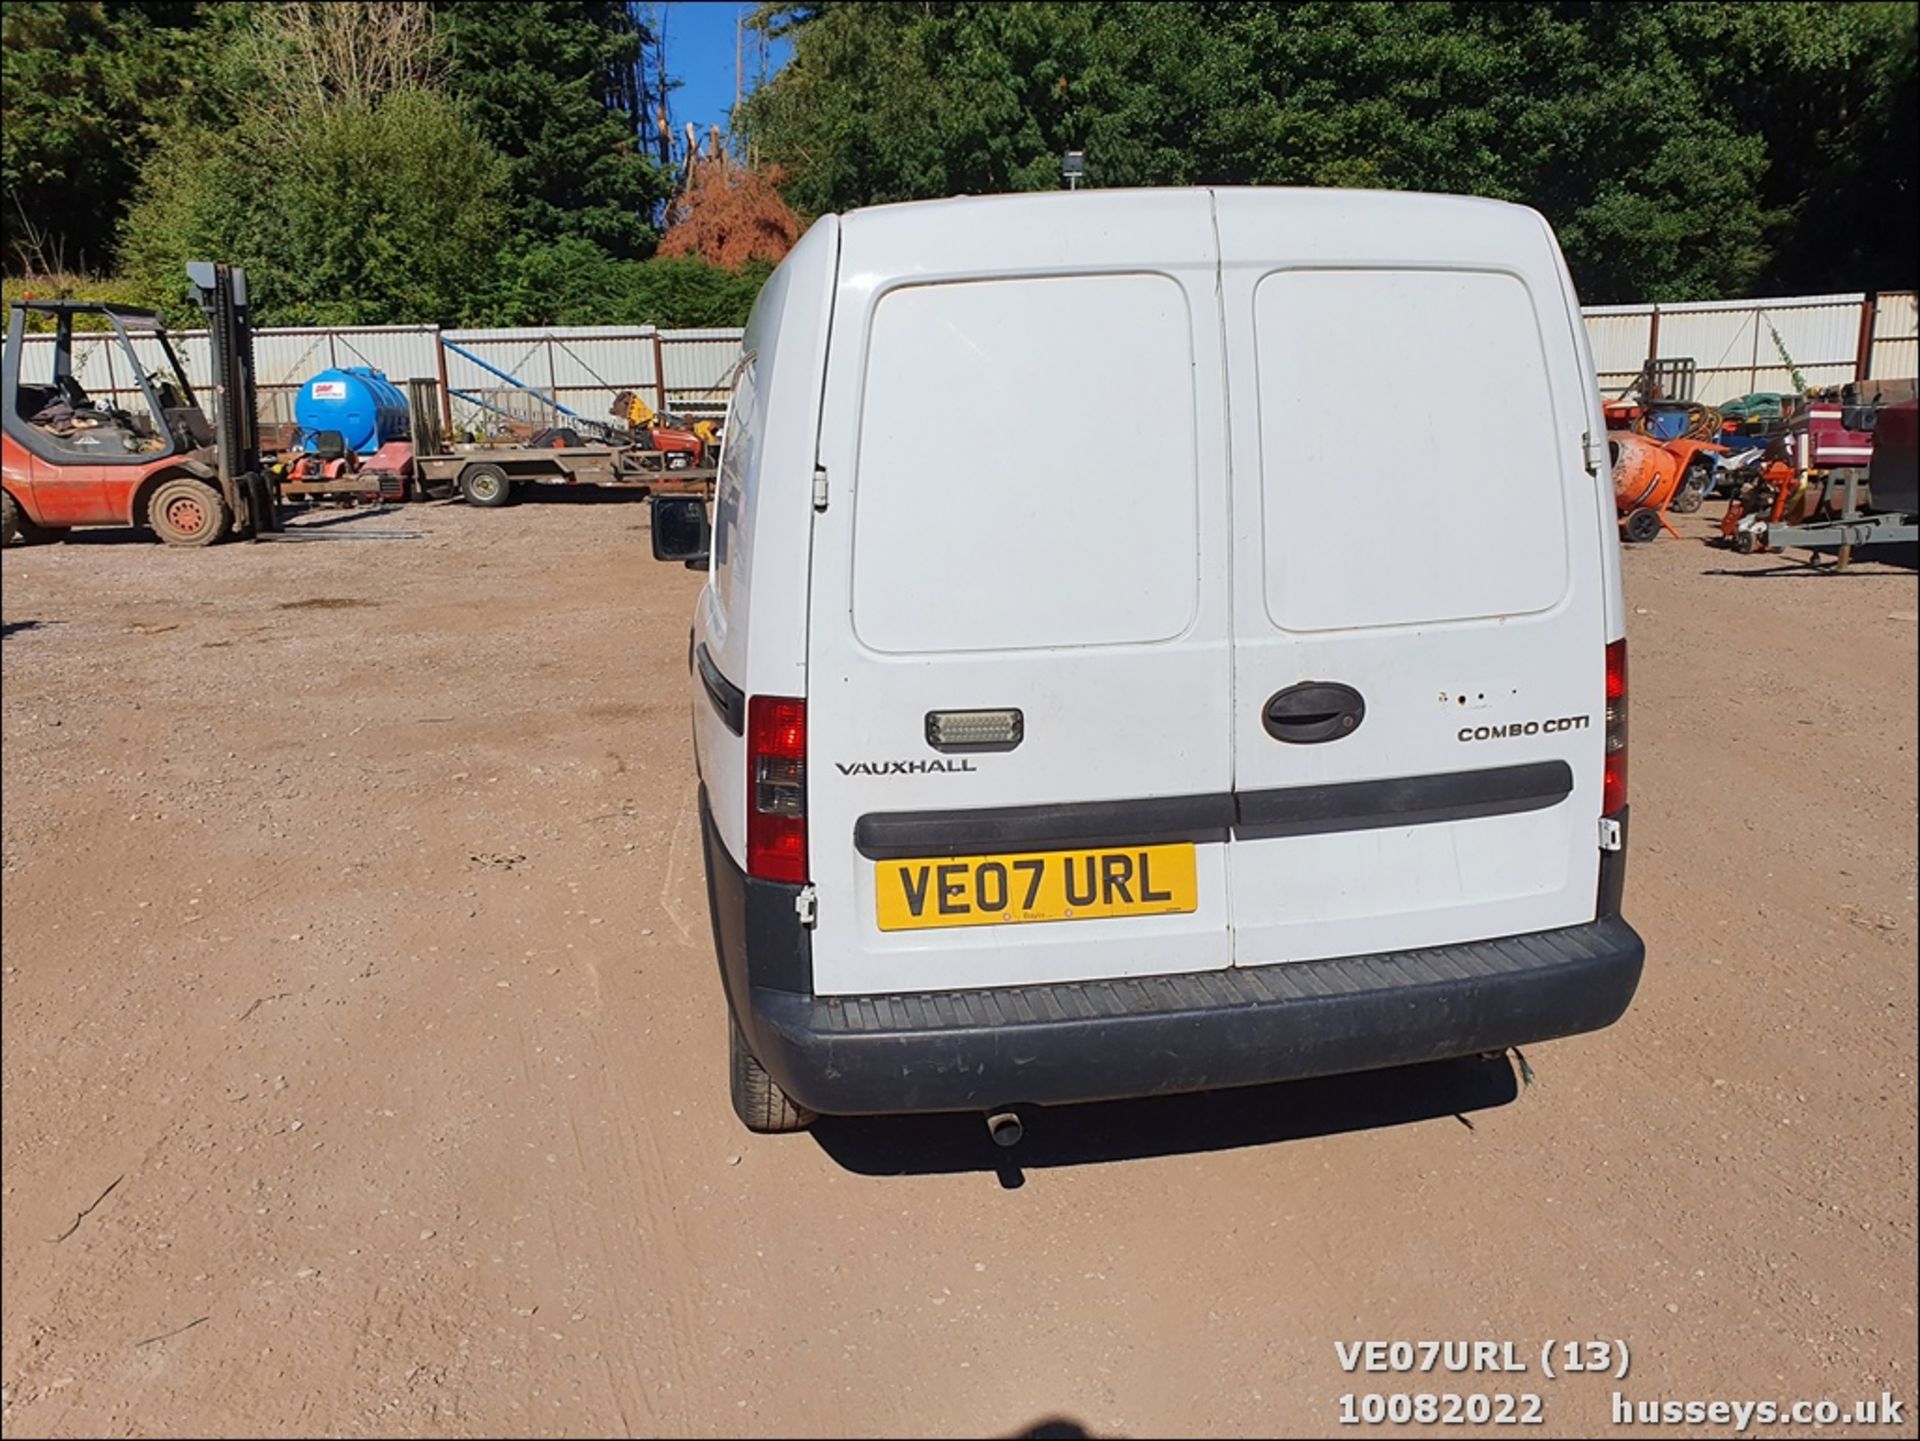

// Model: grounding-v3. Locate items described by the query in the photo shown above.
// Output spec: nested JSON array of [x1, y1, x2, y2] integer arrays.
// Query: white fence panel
[[1657, 307, 1772, 402], [659, 329, 744, 410], [1579, 292, 1915, 406], [20, 330, 202, 393], [1871, 290, 1918, 386], [440, 326, 661, 433], [245, 326, 440, 427], [23, 324, 444, 430], [21, 296, 1910, 440], [1583, 309, 1655, 394]]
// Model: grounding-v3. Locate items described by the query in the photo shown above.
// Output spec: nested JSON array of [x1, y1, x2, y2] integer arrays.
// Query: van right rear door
[[1214, 191, 1611, 966]]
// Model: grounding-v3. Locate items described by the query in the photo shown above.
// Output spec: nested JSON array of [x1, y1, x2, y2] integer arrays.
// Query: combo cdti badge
[[649, 187, 1645, 1136]]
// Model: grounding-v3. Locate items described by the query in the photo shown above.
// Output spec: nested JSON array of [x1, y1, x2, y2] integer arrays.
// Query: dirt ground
[[2, 497, 1915, 1440]]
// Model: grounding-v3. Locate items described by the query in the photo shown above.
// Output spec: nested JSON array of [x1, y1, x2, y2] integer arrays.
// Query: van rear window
[[851, 274, 1200, 654], [1252, 268, 1570, 632]]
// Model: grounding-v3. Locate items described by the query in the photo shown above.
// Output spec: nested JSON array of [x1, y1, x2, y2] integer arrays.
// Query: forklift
[[2, 261, 280, 547]]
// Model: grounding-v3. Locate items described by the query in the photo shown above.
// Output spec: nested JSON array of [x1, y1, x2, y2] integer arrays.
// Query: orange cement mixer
[[1610, 432, 1726, 543]]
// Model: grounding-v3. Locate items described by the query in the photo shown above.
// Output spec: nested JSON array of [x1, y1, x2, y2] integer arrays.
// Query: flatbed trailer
[[1758, 468, 1918, 569], [413, 444, 715, 507], [274, 374, 716, 509]]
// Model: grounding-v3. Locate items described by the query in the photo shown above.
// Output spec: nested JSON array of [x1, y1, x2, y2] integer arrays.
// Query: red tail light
[[747, 695, 808, 884], [1603, 638, 1628, 816]]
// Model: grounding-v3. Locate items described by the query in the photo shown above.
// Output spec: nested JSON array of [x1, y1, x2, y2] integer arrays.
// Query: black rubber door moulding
[[855, 793, 1235, 860], [1235, 760, 1573, 837], [852, 761, 1575, 859]]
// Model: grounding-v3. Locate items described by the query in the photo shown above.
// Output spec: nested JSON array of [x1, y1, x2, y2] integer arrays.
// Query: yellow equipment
[[612, 389, 719, 451], [615, 390, 658, 430]]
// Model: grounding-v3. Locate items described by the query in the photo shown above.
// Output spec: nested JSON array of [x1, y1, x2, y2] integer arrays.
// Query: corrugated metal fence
[[18, 323, 747, 436], [1584, 291, 1916, 404], [18, 289, 1919, 430]]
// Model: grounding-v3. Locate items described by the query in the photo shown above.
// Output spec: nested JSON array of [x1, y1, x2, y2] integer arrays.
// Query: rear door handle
[[1264, 682, 1366, 744]]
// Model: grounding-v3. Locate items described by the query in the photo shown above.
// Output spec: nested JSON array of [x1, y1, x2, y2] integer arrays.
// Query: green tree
[[488, 234, 636, 325], [488, 238, 773, 327], [121, 88, 509, 325], [437, 0, 672, 259], [0, 0, 229, 273], [1660, 0, 1917, 294], [623, 255, 774, 327], [742, 1, 1918, 302], [3, 0, 684, 297]]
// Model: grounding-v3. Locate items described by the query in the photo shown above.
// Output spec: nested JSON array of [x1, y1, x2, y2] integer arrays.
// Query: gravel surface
[[2, 500, 1915, 1438]]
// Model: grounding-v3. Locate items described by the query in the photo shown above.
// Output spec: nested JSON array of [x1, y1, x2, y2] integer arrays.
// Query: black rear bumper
[[701, 789, 1644, 1117]]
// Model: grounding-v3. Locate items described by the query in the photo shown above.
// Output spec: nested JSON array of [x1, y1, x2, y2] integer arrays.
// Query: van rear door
[[1215, 192, 1609, 964], [806, 194, 1234, 995]]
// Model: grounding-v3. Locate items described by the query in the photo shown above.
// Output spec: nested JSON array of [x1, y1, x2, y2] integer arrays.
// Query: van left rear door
[[805, 195, 1235, 996]]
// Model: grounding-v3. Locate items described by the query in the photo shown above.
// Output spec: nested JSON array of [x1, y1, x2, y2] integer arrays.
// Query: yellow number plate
[[874, 843, 1197, 932]]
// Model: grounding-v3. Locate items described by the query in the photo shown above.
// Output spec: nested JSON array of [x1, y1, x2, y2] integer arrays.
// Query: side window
[[851, 274, 1200, 654], [711, 354, 758, 616]]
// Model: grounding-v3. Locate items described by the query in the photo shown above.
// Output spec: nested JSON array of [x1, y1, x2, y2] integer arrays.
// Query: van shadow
[[809, 1055, 1518, 1184], [1011, 1418, 1103, 1439]]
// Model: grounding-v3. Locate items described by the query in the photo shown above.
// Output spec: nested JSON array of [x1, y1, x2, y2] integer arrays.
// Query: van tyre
[[148, 477, 229, 547], [729, 1012, 815, 1133], [459, 464, 512, 508]]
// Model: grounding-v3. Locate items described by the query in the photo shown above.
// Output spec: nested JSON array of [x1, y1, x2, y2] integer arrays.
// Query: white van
[[651, 188, 1643, 1136]]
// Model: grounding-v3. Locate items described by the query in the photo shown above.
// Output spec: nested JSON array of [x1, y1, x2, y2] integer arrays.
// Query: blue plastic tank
[[1641, 409, 1691, 442], [295, 367, 411, 455]]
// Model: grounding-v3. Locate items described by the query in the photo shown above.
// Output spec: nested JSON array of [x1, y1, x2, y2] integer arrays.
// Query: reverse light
[[1603, 638, 1628, 816], [747, 695, 808, 883], [925, 708, 1024, 752]]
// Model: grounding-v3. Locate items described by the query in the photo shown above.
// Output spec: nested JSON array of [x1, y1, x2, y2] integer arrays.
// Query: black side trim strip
[[1235, 761, 1573, 836], [695, 643, 744, 736], [852, 762, 1574, 858], [855, 794, 1235, 860]]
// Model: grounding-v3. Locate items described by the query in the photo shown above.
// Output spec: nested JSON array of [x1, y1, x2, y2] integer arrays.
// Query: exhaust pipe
[[985, 1109, 1024, 1148]]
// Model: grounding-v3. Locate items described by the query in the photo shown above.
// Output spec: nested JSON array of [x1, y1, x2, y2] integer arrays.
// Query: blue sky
[[658, 2, 792, 144]]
